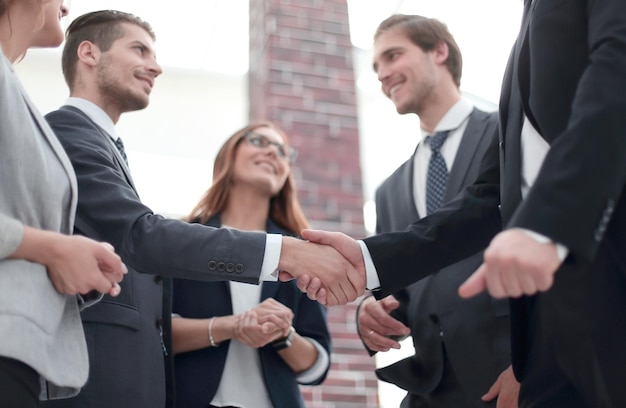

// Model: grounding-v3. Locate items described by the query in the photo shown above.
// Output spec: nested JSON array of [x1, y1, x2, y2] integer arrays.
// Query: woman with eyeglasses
[[0, 1, 127, 406], [170, 122, 331, 408]]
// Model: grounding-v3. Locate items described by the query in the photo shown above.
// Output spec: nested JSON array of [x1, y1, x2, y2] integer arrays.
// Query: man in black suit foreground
[[356, 15, 515, 407], [41, 10, 361, 408], [300, 1, 626, 406]]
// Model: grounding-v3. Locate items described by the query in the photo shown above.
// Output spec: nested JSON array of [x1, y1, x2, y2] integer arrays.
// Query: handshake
[[277, 228, 563, 306], [277, 230, 367, 306]]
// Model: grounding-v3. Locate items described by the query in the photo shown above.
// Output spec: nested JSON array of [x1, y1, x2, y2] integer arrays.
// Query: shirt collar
[[420, 98, 473, 140], [64, 97, 119, 141]]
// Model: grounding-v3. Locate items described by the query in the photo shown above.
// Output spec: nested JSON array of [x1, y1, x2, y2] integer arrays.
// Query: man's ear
[[432, 41, 449, 66], [76, 41, 100, 67]]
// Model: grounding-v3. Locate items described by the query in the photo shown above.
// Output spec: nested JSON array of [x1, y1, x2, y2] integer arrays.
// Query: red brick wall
[[249, 0, 379, 406]]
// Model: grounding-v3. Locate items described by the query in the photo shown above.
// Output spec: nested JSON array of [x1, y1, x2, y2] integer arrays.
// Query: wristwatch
[[269, 326, 296, 351]]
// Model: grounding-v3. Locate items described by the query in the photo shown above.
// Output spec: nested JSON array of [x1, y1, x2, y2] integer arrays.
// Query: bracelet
[[208, 316, 218, 347]]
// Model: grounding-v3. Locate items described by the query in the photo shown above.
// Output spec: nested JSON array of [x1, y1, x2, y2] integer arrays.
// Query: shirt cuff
[[259, 234, 282, 282], [295, 337, 330, 384], [358, 240, 381, 290], [517, 228, 568, 262]]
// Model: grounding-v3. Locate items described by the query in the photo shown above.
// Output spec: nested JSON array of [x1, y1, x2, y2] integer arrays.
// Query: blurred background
[[17, 0, 522, 406]]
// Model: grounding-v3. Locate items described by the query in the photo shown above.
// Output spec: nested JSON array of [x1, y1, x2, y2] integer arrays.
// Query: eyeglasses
[[244, 132, 298, 164]]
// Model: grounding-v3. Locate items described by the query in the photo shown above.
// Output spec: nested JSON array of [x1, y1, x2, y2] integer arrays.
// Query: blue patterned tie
[[425, 131, 449, 215], [114, 137, 128, 165]]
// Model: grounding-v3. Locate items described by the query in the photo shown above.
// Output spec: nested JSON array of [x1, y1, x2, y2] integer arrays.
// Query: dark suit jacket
[[171, 216, 331, 408], [41, 105, 271, 408], [372, 109, 510, 406], [364, 1, 626, 406]]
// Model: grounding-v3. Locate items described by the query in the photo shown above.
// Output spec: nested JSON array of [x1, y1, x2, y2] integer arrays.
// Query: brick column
[[249, 1, 379, 407]]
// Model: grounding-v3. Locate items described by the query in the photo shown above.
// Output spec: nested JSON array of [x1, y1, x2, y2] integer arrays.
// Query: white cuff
[[259, 234, 282, 282], [295, 337, 330, 384], [517, 228, 568, 262], [358, 240, 381, 290]]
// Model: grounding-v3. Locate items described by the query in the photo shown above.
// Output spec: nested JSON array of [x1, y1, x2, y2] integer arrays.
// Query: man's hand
[[459, 229, 560, 298], [358, 295, 410, 352], [298, 229, 365, 305], [278, 232, 365, 306], [482, 365, 519, 407]]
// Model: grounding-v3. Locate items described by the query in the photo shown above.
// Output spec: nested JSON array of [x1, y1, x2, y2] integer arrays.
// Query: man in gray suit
[[41, 10, 361, 408], [356, 15, 516, 407]]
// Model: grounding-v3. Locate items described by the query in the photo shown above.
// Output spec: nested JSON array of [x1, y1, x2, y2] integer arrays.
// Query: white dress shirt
[[519, 117, 568, 259], [211, 280, 330, 408]]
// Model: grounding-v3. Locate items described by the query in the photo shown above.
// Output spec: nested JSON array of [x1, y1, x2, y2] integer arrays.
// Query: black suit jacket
[[171, 216, 331, 408], [372, 109, 510, 406], [364, 1, 626, 406], [41, 105, 271, 408]]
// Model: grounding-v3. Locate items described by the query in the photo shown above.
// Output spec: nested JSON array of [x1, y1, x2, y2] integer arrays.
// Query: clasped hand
[[234, 298, 293, 348]]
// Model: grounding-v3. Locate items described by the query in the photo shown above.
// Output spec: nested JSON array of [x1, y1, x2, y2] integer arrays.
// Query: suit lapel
[[261, 282, 278, 302], [498, 1, 528, 222], [61, 105, 137, 192], [404, 152, 422, 220], [445, 109, 484, 200], [21, 92, 78, 223], [518, 0, 542, 136]]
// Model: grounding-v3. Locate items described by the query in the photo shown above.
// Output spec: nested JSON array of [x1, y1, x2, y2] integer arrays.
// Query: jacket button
[[226, 263, 235, 273], [154, 275, 163, 283], [235, 264, 244, 274], [594, 227, 605, 242], [217, 262, 226, 272], [208, 261, 217, 270]]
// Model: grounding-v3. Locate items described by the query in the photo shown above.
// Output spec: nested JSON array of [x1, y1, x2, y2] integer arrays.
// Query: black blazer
[[364, 1, 626, 406], [373, 109, 510, 405], [41, 105, 271, 408], [172, 215, 331, 408]]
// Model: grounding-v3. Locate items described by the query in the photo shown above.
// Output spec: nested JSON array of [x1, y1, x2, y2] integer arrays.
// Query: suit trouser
[[518, 305, 589, 408], [0, 356, 39, 408], [520, 249, 626, 408]]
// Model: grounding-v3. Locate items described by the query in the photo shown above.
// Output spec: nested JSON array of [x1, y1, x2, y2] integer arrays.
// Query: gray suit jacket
[[41, 104, 269, 408], [373, 109, 510, 406], [0, 52, 88, 399]]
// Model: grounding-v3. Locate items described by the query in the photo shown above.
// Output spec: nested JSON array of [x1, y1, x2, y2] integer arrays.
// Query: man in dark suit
[[356, 15, 513, 407], [40, 10, 360, 408], [302, 2, 626, 406]]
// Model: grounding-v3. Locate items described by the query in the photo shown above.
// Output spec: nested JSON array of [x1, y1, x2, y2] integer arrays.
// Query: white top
[[211, 282, 272, 408], [212, 281, 330, 408]]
